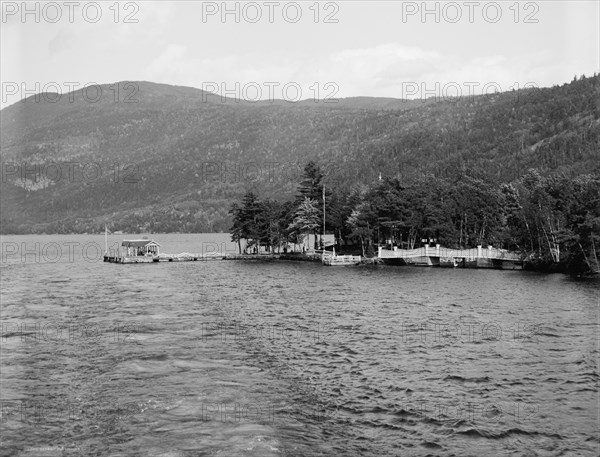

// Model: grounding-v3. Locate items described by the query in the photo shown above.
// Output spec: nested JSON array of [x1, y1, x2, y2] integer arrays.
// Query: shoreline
[[103, 250, 598, 277], [229, 253, 599, 276]]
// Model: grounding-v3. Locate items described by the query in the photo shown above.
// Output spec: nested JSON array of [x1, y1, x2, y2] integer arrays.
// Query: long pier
[[103, 244, 524, 269], [103, 252, 283, 264], [378, 245, 524, 269]]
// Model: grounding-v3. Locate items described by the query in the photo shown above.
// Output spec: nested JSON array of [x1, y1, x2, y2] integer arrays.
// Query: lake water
[[1, 234, 598, 457]]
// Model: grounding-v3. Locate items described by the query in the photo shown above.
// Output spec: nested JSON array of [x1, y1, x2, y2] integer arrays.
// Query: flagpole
[[320, 184, 325, 259], [322, 184, 326, 244]]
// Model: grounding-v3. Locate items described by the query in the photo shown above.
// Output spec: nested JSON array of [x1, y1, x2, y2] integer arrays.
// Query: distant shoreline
[[3, 233, 597, 277]]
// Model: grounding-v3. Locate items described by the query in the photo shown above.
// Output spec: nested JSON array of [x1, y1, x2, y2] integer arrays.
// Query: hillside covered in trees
[[230, 161, 600, 275], [0, 76, 598, 237]]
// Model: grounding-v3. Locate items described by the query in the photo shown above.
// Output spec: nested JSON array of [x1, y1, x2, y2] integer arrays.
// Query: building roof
[[121, 240, 160, 247]]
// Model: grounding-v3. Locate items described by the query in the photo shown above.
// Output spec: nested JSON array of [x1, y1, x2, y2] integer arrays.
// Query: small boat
[[439, 257, 460, 268], [322, 248, 361, 266]]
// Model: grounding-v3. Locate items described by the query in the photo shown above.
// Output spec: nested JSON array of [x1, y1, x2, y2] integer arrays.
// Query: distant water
[[1, 234, 599, 457]]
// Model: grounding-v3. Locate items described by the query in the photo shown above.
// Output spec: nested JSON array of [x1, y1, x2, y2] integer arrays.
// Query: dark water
[[1, 234, 599, 457]]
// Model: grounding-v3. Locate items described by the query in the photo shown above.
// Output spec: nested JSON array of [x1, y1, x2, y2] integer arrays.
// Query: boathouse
[[121, 240, 160, 257]]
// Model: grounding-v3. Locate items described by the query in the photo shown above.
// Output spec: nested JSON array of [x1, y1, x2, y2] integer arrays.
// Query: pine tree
[[296, 161, 324, 203], [289, 197, 321, 250]]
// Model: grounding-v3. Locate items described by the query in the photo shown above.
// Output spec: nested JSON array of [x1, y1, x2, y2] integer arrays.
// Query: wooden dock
[[103, 252, 227, 263], [322, 252, 362, 266], [104, 243, 524, 270], [103, 253, 286, 264], [378, 245, 524, 269]]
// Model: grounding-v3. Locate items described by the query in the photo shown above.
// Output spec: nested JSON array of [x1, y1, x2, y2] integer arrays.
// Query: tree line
[[230, 161, 600, 275]]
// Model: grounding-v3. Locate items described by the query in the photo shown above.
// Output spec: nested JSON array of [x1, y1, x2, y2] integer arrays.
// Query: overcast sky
[[1, 1, 599, 107]]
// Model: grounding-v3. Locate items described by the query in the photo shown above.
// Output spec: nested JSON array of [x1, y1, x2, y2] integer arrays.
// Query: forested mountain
[[1, 76, 598, 234]]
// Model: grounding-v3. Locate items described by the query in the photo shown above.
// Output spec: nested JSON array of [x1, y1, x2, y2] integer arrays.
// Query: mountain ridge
[[1, 75, 598, 234]]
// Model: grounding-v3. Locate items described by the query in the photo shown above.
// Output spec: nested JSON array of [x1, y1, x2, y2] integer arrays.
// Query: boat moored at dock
[[322, 249, 362, 266]]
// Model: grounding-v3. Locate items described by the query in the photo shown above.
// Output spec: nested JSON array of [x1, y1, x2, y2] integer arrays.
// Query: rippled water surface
[[1, 234, 599, 456]]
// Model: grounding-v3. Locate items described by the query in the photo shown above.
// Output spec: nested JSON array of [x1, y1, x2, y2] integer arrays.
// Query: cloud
[[319, 44, 560, 98], [325, 43, 447, 96], [141, 41, 558, 100]]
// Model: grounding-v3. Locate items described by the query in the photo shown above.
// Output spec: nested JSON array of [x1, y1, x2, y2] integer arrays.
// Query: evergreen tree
[[296, 161, 324, 203], [228, 202, 244, 254], [289, 197, 321, 250]]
